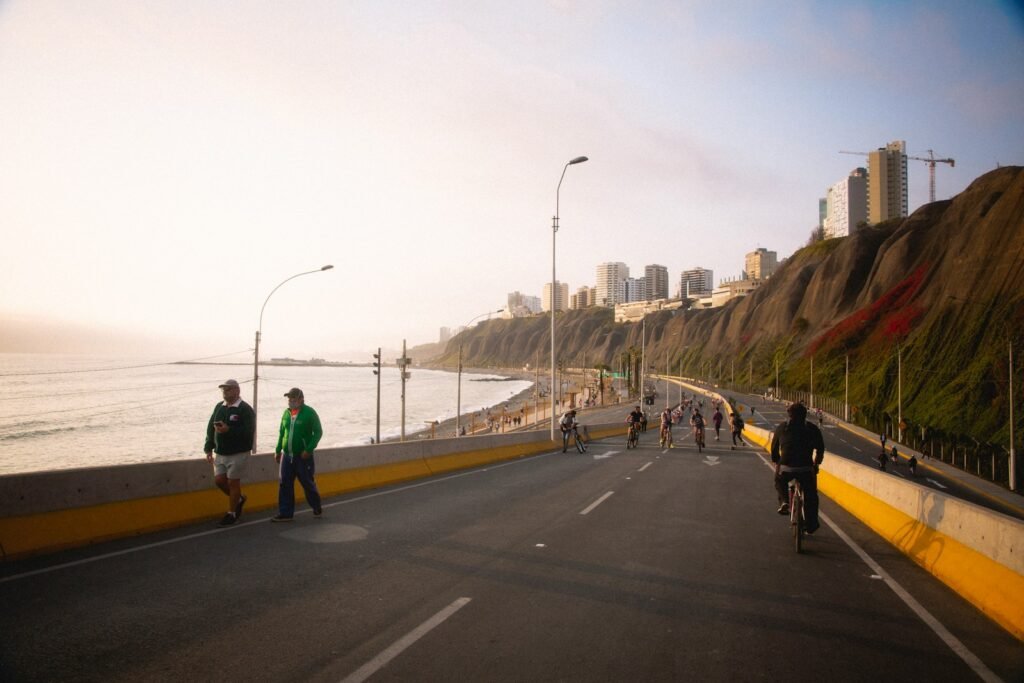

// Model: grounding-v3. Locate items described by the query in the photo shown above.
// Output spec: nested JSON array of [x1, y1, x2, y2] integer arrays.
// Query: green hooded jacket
[[276, 404, 323, 457]]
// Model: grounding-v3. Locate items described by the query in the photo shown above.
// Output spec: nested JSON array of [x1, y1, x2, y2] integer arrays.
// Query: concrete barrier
[[669, 378, 1024, 642], [0, 422, 624, 561]]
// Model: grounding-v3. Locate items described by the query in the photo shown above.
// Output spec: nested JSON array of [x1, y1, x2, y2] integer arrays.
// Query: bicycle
[[626, 423, 639, 449], [659, 425, 673, 449], [789, 478, 806, 553], [572, 426, 588, 453], [694, 425, 705, 453]]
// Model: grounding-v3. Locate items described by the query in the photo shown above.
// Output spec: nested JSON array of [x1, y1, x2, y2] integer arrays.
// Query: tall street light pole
[[457, 308, 504, 437], [551, 155, 589, 441], [253, 264, 333, 453]]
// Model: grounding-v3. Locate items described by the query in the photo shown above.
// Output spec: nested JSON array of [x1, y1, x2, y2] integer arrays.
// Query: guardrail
[[0, 422, 624, 561]]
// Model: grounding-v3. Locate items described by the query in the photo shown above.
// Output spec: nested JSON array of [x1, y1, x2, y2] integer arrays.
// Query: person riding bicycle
[[908, 453, 918, 476], [559, 409, 578, 453], [691, 410, 706, 445], [770, 402, 825, 534], [890, 445, 899, 465], [627, 406, 644, 442], [660, 407, 673, 446]]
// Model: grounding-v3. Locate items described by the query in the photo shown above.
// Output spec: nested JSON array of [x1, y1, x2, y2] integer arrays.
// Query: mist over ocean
[[0, 353, 532, 475]]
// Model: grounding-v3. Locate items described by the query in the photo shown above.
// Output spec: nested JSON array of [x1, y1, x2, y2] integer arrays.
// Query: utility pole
[[397, 340, 411, 442], [1011, 341, 1016, 491], [372, 348, 382, 444], [810, 356, 814, 409], [898, 343, 903, 442], [845, 354, 849, 422]]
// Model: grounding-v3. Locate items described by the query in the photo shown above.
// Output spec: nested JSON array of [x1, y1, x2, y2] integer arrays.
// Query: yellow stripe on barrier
[[819, 471, 1024, 641]]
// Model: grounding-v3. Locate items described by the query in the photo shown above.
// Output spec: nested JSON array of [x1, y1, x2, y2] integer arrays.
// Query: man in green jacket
[[271, 387, 324, 522]]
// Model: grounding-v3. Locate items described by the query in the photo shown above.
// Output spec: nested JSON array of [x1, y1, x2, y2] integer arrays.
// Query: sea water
[[0, 353, 533, 475]]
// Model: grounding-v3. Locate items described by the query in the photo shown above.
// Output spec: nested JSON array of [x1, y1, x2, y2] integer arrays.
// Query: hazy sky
[[2, 1, 1022, 361]]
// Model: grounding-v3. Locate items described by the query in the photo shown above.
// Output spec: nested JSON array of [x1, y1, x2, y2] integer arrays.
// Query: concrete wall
[[0, 423, 624, 561]]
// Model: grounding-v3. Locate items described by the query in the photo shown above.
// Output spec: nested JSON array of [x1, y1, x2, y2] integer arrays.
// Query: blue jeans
[[278, 454, 322, 517]]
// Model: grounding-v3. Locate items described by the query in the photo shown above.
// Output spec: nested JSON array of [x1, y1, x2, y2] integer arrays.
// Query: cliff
[[423, 166, 1024, 448]]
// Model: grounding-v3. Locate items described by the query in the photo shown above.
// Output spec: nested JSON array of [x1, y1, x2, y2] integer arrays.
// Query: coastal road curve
[[1, 434, 1021, 681]]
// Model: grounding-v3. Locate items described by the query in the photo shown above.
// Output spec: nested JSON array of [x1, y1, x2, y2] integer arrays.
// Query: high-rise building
[[542, 281, 569, 312], [818, 197, 828, 229], [624, 277, 646, 303], [644, 264, 669, 301], [745, 248, 778, 281], [868, 140, 908, 224], [823, 168, 868, 239], [439, 327, 453, 344], [679, 267, 714, 298], [595, 262, 629, 307], [571, 286, 591, 309]]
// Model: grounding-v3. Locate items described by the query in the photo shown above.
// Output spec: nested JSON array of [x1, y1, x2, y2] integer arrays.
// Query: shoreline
[[381, 367, 544, 442]]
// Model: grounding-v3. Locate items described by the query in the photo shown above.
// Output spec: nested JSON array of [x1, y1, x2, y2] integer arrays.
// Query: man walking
[[272, 387, 324, 522], [204, 379, 255, 526]]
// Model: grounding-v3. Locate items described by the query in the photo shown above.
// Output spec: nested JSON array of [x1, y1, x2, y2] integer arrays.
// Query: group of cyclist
[[625, 396, 746, 451]]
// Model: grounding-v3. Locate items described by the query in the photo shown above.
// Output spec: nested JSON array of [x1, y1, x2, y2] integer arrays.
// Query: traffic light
[[372, 352, 380, 375]]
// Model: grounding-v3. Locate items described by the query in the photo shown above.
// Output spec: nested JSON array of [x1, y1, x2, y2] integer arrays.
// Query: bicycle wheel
[[576, 431, 587, 453], [792, 490, 804, 554]]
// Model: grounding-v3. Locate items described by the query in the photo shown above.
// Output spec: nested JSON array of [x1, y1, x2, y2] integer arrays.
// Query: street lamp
[[551, 155, 589, 440], [252, 264, 333, 452], [457, 308, 504, 437]]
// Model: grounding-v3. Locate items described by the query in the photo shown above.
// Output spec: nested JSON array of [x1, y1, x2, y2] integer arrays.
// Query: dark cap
[[284, 387, 304, 399], [218, 379, 240, 389]]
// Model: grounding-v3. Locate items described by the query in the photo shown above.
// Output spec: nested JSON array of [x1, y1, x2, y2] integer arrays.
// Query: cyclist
[[877, 450, 888, 471], [908, 453, 918, 476], [711, 407, 723, 441], [659, 406, 674, 448], [890, 445, 899, 466], [691, 409, 706, 449], [816, 407, 824, 427], [559, 409, 578, 453], [626, 406, 644, 446], [770, 402, 825, 534]]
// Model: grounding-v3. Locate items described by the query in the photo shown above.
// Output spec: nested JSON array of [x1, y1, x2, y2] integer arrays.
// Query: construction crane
[[838, 149, 955, 203], [907, 150, 955, 203]]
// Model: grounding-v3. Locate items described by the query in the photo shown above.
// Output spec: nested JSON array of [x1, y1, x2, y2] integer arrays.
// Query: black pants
[[732, 430, 745, 445], [775, 470, 819, 530]]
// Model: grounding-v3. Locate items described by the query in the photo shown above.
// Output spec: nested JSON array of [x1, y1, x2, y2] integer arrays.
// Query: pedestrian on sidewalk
[[272, 388, 324, 522], [203, 379, 255, 527]]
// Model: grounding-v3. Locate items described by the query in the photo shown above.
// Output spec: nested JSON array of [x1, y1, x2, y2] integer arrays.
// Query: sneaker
[[313, 508, 323, 518], [218, 513, 237, 526], [805, 523, 820, 535], [270, 515, 293, 523], [777, 503, 790, 515], [235, 494, 247, 520]]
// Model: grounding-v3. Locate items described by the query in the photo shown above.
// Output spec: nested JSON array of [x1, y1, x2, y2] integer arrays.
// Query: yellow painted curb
[[819, 471, 1024, 641]]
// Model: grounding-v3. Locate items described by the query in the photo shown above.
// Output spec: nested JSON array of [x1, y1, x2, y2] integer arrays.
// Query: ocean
[[0, 353, 533, 475]]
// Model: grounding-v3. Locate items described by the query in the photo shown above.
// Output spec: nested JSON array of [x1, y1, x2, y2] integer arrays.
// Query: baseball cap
[[284, 387, 304, 399], [218, 379, 240, 389]]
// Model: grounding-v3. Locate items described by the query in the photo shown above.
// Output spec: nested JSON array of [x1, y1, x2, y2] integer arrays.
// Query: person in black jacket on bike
[[770, 403, 825, 534]]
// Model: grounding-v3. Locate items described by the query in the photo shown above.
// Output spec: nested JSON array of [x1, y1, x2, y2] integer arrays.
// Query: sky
[[1, 0, 1022, 362]]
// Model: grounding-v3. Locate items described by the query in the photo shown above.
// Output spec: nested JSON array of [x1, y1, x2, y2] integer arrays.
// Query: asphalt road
[[1, 430, 1021, 682]]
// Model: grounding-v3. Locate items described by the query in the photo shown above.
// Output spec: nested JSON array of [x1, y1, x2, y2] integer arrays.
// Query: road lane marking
[[580, 491, 614, 515], [823, 515, 1001, 683], [750, 452, 1001, 682], [341, 597, 472, 683], [638, 462, 653, 472], [927, 478, 949, 490]]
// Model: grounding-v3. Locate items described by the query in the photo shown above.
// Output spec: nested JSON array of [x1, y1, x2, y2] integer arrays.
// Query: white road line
[[752, 455, 1001, 682], [638, 462, 653, 472], [340, 597, 472, 683], [823, 517, 1001, 683], [580, 491, 614, 515]]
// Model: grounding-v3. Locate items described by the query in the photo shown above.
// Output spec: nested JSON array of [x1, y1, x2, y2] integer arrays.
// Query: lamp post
[[253, 264, 333, 452], [457, 308, 504, 437], [551, 155, 589, 441]]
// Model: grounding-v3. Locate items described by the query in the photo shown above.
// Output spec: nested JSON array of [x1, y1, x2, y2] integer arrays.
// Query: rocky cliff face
[[426, 167, 1024, 445]]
